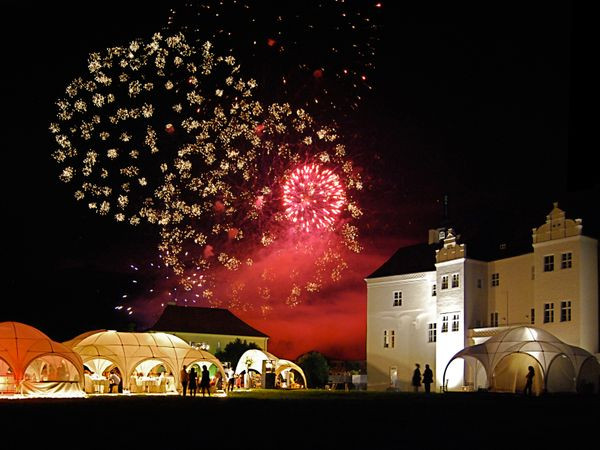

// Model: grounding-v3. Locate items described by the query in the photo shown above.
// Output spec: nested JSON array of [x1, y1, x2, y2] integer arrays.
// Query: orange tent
[[0, 321, 84, 396]]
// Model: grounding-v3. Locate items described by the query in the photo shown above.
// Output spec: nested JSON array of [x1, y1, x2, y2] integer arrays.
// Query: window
[[530, 308, 535, 325], [432, 284, 437, 297], [393, 291, 402, 307], [544, 303, 554, 323], [441, 275, 449, 290], [452, 274, 460, 288], [477, 279, 482, 289], [491, 273, 499, 287], [544, 255, 554, 272], [383, 330, 395, 348], [560, 301, 572, 322], [441, 316, 448, 333], [490, 312, 499, 327], [452, 314, 460, 332], [428, 323, 437, 342], [561, 252, 572, 269]]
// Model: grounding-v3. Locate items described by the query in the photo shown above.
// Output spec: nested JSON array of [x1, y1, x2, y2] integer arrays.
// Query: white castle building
[[365, 203, 599, 391]]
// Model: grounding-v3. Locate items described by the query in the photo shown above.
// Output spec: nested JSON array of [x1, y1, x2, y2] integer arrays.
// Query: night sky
[[3, 2, 595, 360]]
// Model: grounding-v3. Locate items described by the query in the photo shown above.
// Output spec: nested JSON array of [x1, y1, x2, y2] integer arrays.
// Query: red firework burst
[[282, 164, 346, 232]]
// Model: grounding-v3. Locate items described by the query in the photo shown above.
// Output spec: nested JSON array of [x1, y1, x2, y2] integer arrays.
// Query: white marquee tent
[[443, 326, 600, 394], [64, 330, 226, 393], [0, 321, 84, 396], [235, 349, 307, 388]]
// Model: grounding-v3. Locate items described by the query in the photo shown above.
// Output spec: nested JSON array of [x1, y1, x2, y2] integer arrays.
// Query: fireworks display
[[50, 32, 261, 230], [49, 1, 376, 315], [283, 164, 346, 232], [166, 0, 381, 119]]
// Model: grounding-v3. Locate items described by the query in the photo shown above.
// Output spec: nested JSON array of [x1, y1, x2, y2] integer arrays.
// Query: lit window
[[432, 284, 437, 297], [544, 303, 554, 323], [384, 330, 395, 348], [452, 314, 460, 332], [491, 273, 499, 287], [441, 315, 448, 333], [452, 274, 460, 288], [393, 291, 402, 307], [560, 301, 571, 322], [441, 275, 449, 290], [428, 323, 437, 343], [530, 308, 535, 325], [561, 253, 572, 269], [490, 312, 498, 327], [544, 255, 554, 272]]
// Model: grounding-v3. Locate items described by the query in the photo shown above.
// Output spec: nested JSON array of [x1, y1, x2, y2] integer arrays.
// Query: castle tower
[[434, 229, 467, 388], [532, 203, 598, 352]]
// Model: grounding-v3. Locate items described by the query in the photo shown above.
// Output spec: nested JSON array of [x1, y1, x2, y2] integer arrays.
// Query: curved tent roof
[[235, 349, 307, 387], [64, 330, 226, 389], [444, 326, 597, 387], [0, 321, 83, 382]]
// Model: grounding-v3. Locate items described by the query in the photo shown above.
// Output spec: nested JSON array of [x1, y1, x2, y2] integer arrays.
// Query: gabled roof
[[150, 305, 269, 338], [366, 243, 437, 279]]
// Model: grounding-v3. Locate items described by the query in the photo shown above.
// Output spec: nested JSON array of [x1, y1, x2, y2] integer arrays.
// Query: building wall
[[532, 235, 598, 353], [366, 272, 437, 391], [487, 253, 534, 328], [580, 236, 599, 353], [464, 259, 489, 336]]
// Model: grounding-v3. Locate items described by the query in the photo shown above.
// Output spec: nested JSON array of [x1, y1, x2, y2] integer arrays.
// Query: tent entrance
[[445, 356, 487, 392], [491, 353, 543, 395]]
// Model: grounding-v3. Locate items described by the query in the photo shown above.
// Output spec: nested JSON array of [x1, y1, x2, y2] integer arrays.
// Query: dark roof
[[466, 236, 532, 262], [150, 305, 269, 338], [367, 235, 535, 280], [366, 243, 438, 279]]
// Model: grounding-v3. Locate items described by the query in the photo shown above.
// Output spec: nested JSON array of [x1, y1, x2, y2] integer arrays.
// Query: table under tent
[[0, 321, 84, 397], [235, 349, 307, 389], [63, 330, 227, 394]]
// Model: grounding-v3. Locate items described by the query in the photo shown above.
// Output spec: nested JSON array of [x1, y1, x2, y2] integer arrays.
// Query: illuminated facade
[[366, 203, 599, 391]]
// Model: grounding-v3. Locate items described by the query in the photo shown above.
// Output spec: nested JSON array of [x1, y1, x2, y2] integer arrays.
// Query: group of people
[[180, 365, 212, 397], [411, 363, 434, 393], [411, 363, 536, 395]]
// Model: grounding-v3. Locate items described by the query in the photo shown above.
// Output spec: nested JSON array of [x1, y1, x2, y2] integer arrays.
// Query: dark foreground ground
[[2, 390, 598, 448]]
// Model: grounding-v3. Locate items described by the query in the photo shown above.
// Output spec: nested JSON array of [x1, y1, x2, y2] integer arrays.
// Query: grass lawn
[[2, 389, 598, 448]]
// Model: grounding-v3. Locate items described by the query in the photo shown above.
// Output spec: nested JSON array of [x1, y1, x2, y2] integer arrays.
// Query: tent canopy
[[64, 330, 226, 390], [235, 349, 307, 387], [0, 321, 84, 395], [444, 326, 600, 393]]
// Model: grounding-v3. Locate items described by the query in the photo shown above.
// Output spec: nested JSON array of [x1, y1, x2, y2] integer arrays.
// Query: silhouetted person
[[412, 363, 422, 392], [200, 365, 211, 397], [180, 365, 189, 396], [108, 371, 120, 393], [524, 366, 535, 396], [189, 367, 198, 397], [422, 364, 434, 393], [227, 369, 235, 392]]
